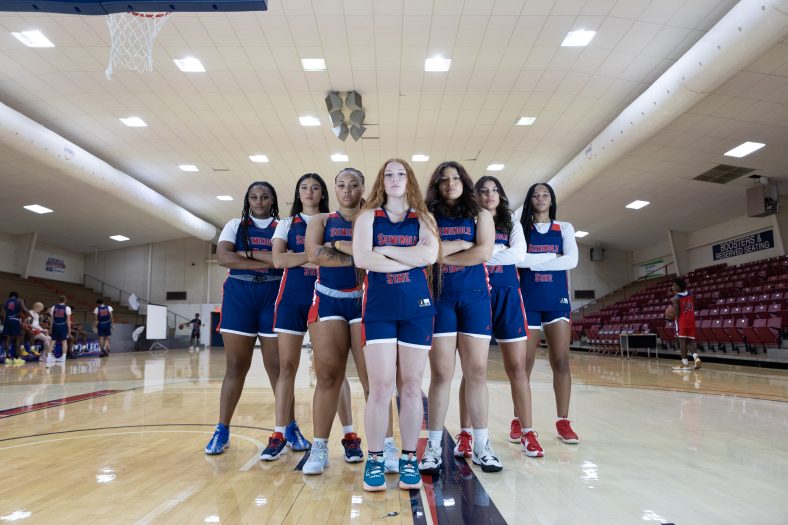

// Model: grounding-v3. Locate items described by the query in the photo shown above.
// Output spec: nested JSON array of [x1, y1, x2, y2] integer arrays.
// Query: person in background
[[50, 295, 72, 363], [2, 292, 29, 364], [94, 299, 114, 356], [666, 278, 702, 371], [187, 313, 202, 351]]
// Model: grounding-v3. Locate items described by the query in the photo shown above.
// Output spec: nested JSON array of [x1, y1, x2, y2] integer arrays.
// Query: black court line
[[0, 423, 274, 443]]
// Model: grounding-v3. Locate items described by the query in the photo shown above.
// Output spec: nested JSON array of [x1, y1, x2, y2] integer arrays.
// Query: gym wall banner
[[45, 256, 66, 274], [712, 230, 774, 261]]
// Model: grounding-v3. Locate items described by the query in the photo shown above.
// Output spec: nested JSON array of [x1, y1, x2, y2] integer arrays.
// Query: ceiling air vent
[[693, 164, 755, 184]]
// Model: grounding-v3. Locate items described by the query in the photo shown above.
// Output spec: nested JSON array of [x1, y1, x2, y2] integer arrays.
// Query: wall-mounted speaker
[[590, 247, 605, 261]]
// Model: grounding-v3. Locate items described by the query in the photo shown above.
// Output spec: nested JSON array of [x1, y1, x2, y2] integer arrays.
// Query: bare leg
[[396, 345, 430, 451], [218, 333, 256, 425], [309, 320, 350, 438], [426, 336, 457, 433], [364, 342, 398, 451], [349, 322, 394, 437], [274, 332, 305, 427], [543, 321, 572, 418], [500, 340, 533, 428]]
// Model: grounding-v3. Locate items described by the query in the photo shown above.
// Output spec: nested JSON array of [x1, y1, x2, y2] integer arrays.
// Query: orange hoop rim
[[130, 11, 170, 18]]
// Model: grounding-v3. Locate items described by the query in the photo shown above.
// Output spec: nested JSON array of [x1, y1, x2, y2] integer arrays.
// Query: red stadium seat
[[723, 318, 745, 353]]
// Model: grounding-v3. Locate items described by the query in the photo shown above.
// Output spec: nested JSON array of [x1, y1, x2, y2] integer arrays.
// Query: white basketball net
[[105, 12, 170, 80]]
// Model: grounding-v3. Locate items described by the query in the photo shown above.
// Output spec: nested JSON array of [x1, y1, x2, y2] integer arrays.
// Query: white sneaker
[[418, 441, 442, 472], [189, 346, 194, 350], [472, 439, 503, 472], [45, 354, 54, 368], [384, 440, 399, 474], [302, 441, 329, 475]]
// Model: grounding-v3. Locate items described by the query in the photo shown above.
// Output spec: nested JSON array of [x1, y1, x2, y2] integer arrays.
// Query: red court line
[[0, 390, 120, 418]]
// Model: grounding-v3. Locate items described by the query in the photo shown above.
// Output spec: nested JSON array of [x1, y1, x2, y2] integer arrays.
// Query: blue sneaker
[[204, 424, 230, 455], [260, 432, 287, 461], [363, 456, 386, 492], [341, 432, 364, 463], [398, 454, 422, 490], [285, 421, 311, 451]]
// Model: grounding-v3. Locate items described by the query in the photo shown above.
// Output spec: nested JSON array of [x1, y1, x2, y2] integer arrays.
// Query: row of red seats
[[657, 318, 782, 354]]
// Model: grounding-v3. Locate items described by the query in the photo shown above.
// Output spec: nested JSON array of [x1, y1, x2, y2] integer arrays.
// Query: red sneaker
[[453, 431, 472, 458], [556, 419, 579, 444], [521, 431, 544, 457], [508, 418, 522, 443]]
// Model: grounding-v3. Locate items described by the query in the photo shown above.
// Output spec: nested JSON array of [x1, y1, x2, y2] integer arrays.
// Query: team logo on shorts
[[560, 298, 569, 304], [418, 298, 431, 307]]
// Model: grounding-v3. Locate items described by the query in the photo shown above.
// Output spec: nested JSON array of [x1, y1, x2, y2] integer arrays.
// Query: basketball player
[[353, 159, 439, 491], [419, 161, 502, 474], [518, 183, 580, 444], [205, 181, 287, 455], [456, 176, 544, 457], [30, 302, 54, 366], [260, 174, 329, 461], [2, 292, 28, 364], [49, 295, 71, 363], [186, 313, 202, 350], [667, 278, 701, 371], [94, 299, 114, 356]]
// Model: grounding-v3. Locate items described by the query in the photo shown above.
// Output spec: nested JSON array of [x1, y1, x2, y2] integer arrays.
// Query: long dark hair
[[240, 181, 279, 257], [475, 175, 513, 234], [425, 161, 480, 219], [290, 173, 329, 216], [520, 182, 557, 245]]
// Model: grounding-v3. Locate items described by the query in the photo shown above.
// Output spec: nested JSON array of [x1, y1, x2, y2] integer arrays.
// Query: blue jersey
[[276, 214, 318, 306], [519, 222, 570, 311], [363, 208, 434, 321], [52, 304, 69, 327], [96, 305, 112, 325], [319, 211, 358, 291], [486, 228, 520, 289], [229, 218, 283, 278], [3, 298, 20, 320], [436, 214, 489, 294]]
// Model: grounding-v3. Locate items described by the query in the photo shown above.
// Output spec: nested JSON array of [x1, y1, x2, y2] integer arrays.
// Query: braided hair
[[520, 182, 557, 245], [474, 175, 513, 234], [239, 181, 279, 258]]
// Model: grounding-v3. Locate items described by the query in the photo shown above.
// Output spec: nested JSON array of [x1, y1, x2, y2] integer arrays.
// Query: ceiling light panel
[[301, 58, 326, 71], [487, 164, 505, 171], [724, 142, 765, 158], [24, 204, 53, 214], [249, 154, 269, 163], [561, 30, 596, 47], [109, 235, 130, 242], [299, 116, 321, 127], [179, 165, 199, 172], [11, 30, 54, 48], [120, 117, 147, 127], [625, 200, 650, 210], [425, 56, 451, 72], [174, 57, 205, 72], [331, 153, 349, 162]]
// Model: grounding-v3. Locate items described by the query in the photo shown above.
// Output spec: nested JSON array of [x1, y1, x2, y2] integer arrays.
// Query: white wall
[[0, 232, 83, 283], [0, 232, 19, 274], [572, 244, 634, 309], [686, 214, 783, 270], [633, 240, 674, 278]]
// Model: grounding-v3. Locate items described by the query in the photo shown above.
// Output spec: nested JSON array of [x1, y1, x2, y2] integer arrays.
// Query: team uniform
[[518, 221, 577, 329], [94, 304, 113, 336], [49, 304, 71, 341], [433, 213, 491, 339], [2, 297, 22, 337], [674, 291, 696, 339], [362, 208, 435, 350], [486, 221, 528, 342], [273, 214, 318, 335], [218, 216, 282, 337], [188, 318, 202, 337], [308, 211, 362, 325]]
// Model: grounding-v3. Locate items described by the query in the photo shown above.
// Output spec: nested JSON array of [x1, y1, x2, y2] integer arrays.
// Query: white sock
[[682, 358, 689, 365], [512, 417, 519, 422], [428, 430, 443, 447], [521, 427, 534, 435], [275, 426, 286, 434], [384, 436, 395, 446], [692, 353, 698, 359], [342, 425, 354, 435], [472, 428, 488, 449], [313, 437, 328, 446], [461, 427, 472, 435]]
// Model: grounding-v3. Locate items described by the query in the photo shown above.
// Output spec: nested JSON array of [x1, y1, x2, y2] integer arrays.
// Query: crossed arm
[[352, 210, 439, 273], [216, 240, 274, 270], [305, 213, 354, 267], [440, 208, 495, 266]]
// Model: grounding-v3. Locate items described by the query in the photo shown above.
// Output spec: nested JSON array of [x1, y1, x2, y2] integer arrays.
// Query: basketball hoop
[[105, 11, 170, 80]]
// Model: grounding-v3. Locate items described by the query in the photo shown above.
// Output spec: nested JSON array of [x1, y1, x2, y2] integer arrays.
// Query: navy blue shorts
[[363, 316, 434, 350], [490, 286, 528, 342], [1, 319, 21, 337], [52, 324, 69, 341], [274, 303, 311, 335], [219, 277, 279, 337], [97, 324, 112, 337], [308, 290, 362, 325], [433, 289, 491, 339], [525, 308, 571, 330]]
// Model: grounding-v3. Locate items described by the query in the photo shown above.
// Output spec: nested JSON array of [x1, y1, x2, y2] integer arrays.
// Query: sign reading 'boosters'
[[712, 230, 775, 261]]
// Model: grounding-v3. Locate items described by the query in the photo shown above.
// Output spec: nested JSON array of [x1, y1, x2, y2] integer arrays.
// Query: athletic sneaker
[[383, 440, 399, 473], [556, 419, 579, 444], [398, 454, 422, 490], [521, 431, 544, 457], [672, 363, 693, 371], [261, 432, 287, 461], [302, 441, 329, 475], [418, 441, 442, 472], [45, 354, 54, 368], [285, 421, 311, 451], [341, 432, 363, 463], [453, 431, 472, 458], [189, 346, 194, 350], [509, 418, 522, 443], [363, 456, 386, 492], [204, 424, 230, 455], [693, 355, 702, 369], [472, 439, 503, 472]]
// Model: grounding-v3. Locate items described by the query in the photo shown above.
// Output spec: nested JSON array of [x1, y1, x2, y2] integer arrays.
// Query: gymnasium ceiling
[[0, 0, 787, 253]]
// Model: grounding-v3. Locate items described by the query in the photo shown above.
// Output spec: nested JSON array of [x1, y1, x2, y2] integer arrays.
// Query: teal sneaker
[[398, 454, 422, 490], [362, 455, 386, 492]]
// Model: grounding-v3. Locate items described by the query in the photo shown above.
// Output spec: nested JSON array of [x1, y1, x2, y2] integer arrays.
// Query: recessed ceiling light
[[724, 141, 765, 158], [301, 58, 326, 71], [249, 154, 269, 163], [11, 30, 54, 48], [299, 116, 321, 127], [487, 164, 505, 171], [216, 195, 233, 201], [412, 154, 430, 162], [120, 117, 147, 127], [24, 204, 53, 214], [575, 231, 589, 238], [425, 56, 451, 72], [179, 164, 199, 172], [561, 30, 596, 47], [109, 235, 130, 242], [626, 200, 650, 210], [173, 57, 205, 72], [516, 117, 536, 126], [331, 153, 349, 162]]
